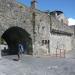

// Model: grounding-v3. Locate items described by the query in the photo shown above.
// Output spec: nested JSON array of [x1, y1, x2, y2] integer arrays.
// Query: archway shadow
[[1, 26, 33, 56]]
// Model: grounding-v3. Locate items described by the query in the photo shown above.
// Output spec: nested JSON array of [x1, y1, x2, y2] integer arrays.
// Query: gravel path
[[0, 55, 75, 75]]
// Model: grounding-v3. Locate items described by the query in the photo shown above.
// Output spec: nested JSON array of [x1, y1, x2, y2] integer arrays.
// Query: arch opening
[[1, 26, 33, 55]]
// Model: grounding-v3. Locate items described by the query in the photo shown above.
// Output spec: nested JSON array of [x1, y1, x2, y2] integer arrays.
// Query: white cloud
[[68, 18, 75, 26]]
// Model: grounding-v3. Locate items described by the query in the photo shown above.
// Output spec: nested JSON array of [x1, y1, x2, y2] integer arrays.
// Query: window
[[23, 20, 26, 23], [42, 40, 50, 45], [42, 40, 44, 45], [45, 40, 47, 44], [42, 26, 45, 30]]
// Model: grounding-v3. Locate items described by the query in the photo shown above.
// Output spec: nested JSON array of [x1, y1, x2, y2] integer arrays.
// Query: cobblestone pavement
[[0, 55, 75, 75]]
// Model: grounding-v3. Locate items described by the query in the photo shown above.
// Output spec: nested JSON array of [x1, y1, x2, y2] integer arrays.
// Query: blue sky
[[16, 0, 75, 18], [16, 0, 75, 25]]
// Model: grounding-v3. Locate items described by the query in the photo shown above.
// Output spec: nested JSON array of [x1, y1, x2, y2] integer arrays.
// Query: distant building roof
[[50, 10, 63, 15]]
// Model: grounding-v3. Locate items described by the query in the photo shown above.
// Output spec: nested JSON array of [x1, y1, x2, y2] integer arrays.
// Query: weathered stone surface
[[0, 0, 75, 56], [51, 16, 74, 35], [50, 34, 72, 55], [0, 0, 33, 37]]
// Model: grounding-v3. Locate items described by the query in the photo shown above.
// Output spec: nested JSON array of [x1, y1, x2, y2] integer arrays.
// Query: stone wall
[[0, 0, 33, 38], [51, 16, 74, 35], [0, 0, 75, 56], [0, 0, 51, 56], [50, 16, 74, 56], [33, 12, 50, 56], [50, 34, 72, 55]]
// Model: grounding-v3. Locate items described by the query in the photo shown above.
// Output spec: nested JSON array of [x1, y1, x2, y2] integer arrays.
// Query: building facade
[[0, 0, 75, 56]]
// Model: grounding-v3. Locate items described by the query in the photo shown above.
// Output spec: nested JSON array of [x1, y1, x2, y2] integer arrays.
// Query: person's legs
[[20, 49, 23, 59], [17, 50, 20, 60], [18, 49, 23, 60], [18, 53, 20, 60]]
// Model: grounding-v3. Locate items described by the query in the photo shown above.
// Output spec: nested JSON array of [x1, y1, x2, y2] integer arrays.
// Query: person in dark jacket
[[17, 42, 24, 60]]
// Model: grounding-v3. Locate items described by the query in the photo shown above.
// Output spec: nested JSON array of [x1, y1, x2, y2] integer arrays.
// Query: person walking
[[17, 42, 24, 60]]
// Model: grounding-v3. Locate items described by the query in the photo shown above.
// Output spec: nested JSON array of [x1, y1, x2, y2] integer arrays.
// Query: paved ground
[[0, 55, 75, 75]]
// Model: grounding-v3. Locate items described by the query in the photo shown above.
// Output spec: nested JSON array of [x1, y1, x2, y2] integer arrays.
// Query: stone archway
[[1, 26, 33, 55]]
